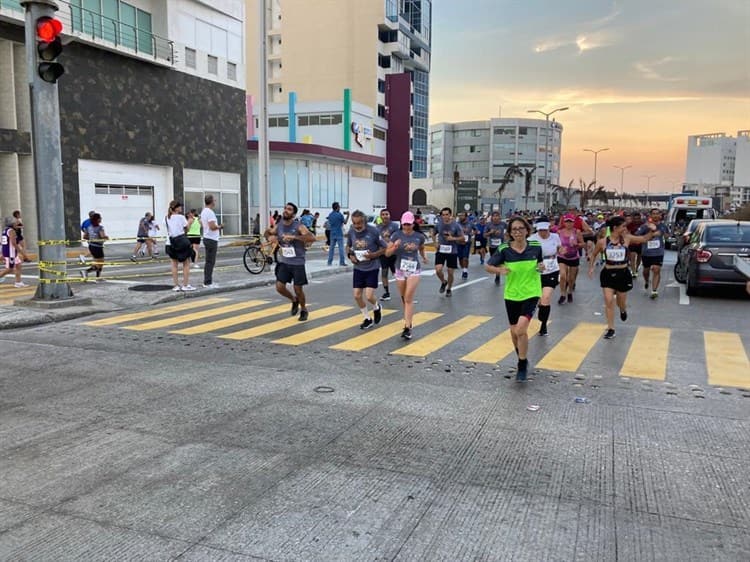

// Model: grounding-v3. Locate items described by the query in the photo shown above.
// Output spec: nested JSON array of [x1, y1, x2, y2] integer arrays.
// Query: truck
[[664, 195, 718, 249]]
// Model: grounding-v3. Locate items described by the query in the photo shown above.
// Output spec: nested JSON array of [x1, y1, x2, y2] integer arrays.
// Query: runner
[[456, 212, 473, 279], [528, 216, 562, 336], [556, 214, 584, 304], [588, 215, 658, 339], [484, 211, 507, 285], [81, 212, 109, 282], [346, 210, 386, 329], [472, 214, 487, 265], [433, 207, 465, 297], [267, 202, 316, 321], [637, 208, 669, 299], [0, 217, 26, 287], [625, 211, 643, 277], [376, 209, 400, 301], [485, 216, 544, 381], [384, 211, 428, 340]]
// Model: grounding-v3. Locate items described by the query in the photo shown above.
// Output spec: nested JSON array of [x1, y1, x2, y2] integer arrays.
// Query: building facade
[[685, 131, 750, 210], [429, 117, 564, 213], [0, 0, 247, 243], [244, 0, 432, 216]]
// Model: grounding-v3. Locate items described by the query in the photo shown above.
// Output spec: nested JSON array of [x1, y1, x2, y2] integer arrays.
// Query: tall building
[[244, 0, 432, 214], [0, 0, 247, 243], [429, 117, 564, 212], [685, 131, 749, 210]]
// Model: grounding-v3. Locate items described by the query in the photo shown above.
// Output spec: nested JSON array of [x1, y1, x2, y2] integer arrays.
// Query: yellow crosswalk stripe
[[273, 309, 396, 346], [124, 300, 268, 331], [85, 297, 229, 327], [0, 285, 36, 304], [219, 305, 351, 340], [392, 315, 493, 357], [620, 327, 670, 380], [704, 331, 750, 388], [331, 312, 443, 351], [535, 322, 603, 372], [460, 319, 542, 364], [170, 303, 291, 335]]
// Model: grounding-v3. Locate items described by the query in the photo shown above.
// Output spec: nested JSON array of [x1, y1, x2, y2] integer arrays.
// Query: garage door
[[93, 184, 154, 240]]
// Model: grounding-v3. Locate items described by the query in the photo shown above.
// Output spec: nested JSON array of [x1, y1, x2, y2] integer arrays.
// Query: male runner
[[434, 207, 465, 297], [484, 211, 508, 285], [347, 210, 386, 329], [376, 209, 400, 301], [636, 208, 669, 299]]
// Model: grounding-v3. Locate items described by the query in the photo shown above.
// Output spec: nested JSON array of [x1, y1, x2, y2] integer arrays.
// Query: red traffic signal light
[[35, 17, 64, 83]]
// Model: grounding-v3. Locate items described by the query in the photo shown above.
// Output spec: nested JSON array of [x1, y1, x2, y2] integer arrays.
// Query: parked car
[[675, 221, 750, 295]]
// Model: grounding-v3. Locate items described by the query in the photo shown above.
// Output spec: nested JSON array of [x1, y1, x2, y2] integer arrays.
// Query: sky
[[429, 0, 750, 194]]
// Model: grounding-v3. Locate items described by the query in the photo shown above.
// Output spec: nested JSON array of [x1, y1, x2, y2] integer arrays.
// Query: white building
[[429, 117, 563, 212], [685, 131, 750, 210]]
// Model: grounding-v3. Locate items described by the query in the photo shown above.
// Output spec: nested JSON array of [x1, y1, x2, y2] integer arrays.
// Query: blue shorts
[[353, 268, 379, 289], [457, 244, 470, 259]]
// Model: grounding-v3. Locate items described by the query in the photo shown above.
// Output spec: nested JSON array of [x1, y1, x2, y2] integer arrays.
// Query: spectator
[[165, 200, 195, 291], [326, 202, 349, 266], [186, 208, 202, 268], [200, 194, 222, 288]]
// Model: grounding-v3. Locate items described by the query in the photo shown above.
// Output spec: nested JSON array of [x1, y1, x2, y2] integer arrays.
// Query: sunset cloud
[[634, 57, 684, 82]]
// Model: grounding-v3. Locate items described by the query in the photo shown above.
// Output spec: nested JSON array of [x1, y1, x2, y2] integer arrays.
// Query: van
[[665, 197, 717, 249]]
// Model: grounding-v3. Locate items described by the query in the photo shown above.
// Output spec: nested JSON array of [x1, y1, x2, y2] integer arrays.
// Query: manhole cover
[[128, 284, 175, 292]]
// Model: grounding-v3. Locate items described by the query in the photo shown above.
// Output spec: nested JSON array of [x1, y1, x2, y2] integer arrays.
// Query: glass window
[[284, 159, 299, 203], [270, 160, 285, 207], [298, 115, 309, 126], [119, 2, 136, 50], [331, 114, 343, 125], [136, 8, 152, 54], [227, 62, 237, 81], [185, 47, 196, 69], [311, 162, 321, 207], [207, 55, 218, 75], [298, 161, 310, 207], [309, 115, 319, 125], [374, 128, 386, 141], [327, 164, 336, 206], [101, 0, 118, 43]]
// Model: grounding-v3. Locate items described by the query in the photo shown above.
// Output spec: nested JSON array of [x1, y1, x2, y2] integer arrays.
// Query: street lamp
[[642, 174, 656, 207], [527, 106, 568, 211], [583, 147, 610, 185], [613, 164, 632, 207]]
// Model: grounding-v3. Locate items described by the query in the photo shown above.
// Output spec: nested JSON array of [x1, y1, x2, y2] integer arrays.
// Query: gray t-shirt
[[276, 219, 306, 265], [391, 230, 426, 272], [377, 221, 400, 243], [347, 224, 386, 271], [636, 223, 667, 256], [485, 221, 507, 248], [435, 220, 464, 254]]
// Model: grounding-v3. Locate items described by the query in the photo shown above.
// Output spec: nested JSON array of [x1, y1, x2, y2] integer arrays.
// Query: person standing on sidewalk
[[187, 209, 202, 269], [0, 217, 27, 287], [200, 195, 222, 288], [326, 202, 349, 266], [377, 209, 399, 301], [165, 201, 195, 291], [267, 202, 315, 321], [347, 210, 386, 329], [485, 216, 544, 382]]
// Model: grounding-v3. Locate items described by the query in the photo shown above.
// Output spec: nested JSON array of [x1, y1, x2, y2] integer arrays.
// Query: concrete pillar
[[19, 154, 38, 250], [0, 153, 20, 218], [0, 39, 17, 130], [13, 43, 31, 132]]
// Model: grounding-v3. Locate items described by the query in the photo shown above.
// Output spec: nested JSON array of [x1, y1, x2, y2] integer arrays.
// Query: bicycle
[[243, 236, 275, 274]]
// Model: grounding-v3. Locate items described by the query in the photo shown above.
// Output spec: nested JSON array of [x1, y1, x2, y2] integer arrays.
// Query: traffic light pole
[[22, 0, 73, 300]]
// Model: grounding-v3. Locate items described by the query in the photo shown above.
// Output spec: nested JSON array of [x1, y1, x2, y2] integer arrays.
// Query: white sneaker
[[79, 254, 88, 264], [14, 282, 29, 288], [0, 277, 5, 283], [181, 284, 196, 292], [192, 263, 201, 269], [202, 283, 219, 289], [172, 285, 182, 292]]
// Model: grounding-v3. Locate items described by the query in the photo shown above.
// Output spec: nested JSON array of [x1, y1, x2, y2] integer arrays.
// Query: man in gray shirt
[[347, 210, 387, 329]]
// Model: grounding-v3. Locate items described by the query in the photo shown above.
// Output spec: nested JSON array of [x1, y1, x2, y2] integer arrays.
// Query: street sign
[[456, 180, 478, 214]]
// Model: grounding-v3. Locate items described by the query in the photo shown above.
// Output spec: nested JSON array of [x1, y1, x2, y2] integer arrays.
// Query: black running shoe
[[461, 271, 468, 279], [494, 275, 501, 286], [516, 359, 528, 382], [373, 306, 382, 325], [558, 296, 566, 305], [439, 282, 447, 294], [401, 327, 413, 340], [445, 289, 452, 297], [567, 293, 573, 303], [298, 309, 308, 322], [539, 325, 548, 336], [620, 309, 627, 322], [380, 292, 391, 301], [360, 318, 373, 330], [603, 329, 616, 339], [291, 300, 299, 316]]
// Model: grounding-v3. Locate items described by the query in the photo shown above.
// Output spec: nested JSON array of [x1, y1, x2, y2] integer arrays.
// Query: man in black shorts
[[434, 207, 465, 297], [377, 209, 399, 301], [267, 202, 316, 321], [484, 211, 507, 285], [347, 210, 387, 329]]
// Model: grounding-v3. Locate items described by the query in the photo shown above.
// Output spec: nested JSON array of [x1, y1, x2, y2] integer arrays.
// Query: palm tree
[[496, 165, 525, 214], [553, 180, 577, 209], [523, 166, 538, 211], [593, 186, 609, 207], [578, 179, 598, 210]]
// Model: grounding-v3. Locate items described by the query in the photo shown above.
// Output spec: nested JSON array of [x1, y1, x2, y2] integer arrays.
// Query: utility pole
[[22, 0, 72, 300], [642, 174, 656, 207], [257, 0, 270, 234], [614, 164, 632, 206], [527, 106, 568, 212], [583, 147, 610, 185]]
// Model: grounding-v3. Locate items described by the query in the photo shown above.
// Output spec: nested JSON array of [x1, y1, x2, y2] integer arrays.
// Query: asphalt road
[[1, 250, 748, 560]]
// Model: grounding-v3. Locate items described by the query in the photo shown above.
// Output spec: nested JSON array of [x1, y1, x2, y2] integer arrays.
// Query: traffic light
[[36, 16, 64, 83]]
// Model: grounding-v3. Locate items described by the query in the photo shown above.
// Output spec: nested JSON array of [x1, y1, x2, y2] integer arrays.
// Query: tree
[[496, 165, 525, 214], [523, 166, 538, 211], [578, 179, 598, 210], [553, 180, 577, 209]]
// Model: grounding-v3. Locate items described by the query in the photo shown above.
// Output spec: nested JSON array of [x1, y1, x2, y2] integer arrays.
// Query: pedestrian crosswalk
[[82, 297, 750, 389], [0, 282, 36, 305]]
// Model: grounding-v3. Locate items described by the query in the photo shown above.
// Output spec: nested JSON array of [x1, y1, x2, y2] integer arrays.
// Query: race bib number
[[490, 238, 501, 247], [401, 259, 418, 273], [439, 244, 453, 254], [475, 240, 482, 247], [354, 250, 369, 261], [281, 246, 296, 258], [463, 235, 469, 242], [605, 247, 626, 262], [543, 258, 558, 273], [647, 239, 661, 250]]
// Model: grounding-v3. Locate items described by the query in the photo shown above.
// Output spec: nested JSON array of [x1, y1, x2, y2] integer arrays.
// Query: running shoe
[[494, 275, 500, 286], [644, 280, 649, 290], [603, 329, 616, 339], [650, 291, 658, 299], [401, 327, 413, 340], [631, 270, 638, 278], [373, 305, 382, 325], [620, 309, 628, 322], [539, 325, 548, 336], [439, 282, 447, 293], [298, 309, 309, 322], [558, 296, 566, 305], [445, 289, 452, 297], [291, 300, 300, 316], [14, 282, 28, 288], [130, 255, 137, 262], [181, 285, 196, 292], [567, 293, 573, 303], [0, 277, 4, 283], [516, 359, 528, 382], [78, 254, 88, 264], [202, 283, 219, 289], [172, 285, 181, 292], [461, 271, 468, 279], [380, 291, 391, 301], [360, 318, 373, 330]]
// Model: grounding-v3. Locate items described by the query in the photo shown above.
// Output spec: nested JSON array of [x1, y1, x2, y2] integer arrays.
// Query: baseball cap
[[563, 214, 575, 221], [536, 222, 551, 230], [400, 211, 415, 224]]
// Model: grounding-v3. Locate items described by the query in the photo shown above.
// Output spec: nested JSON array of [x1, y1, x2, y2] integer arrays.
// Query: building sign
[[351, 122, 373, 148], [456, 179, 479, 212]]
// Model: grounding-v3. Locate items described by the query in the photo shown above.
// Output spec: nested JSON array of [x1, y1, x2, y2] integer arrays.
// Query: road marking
[[679, 285, 690, 305], [392, 315, 493, 357], [272, 309, 397, 345], [170, 303, 290, 335], [704, 331, 750, 388], [460, 319, 542, 364], [84, 297, 229, 327], [125, 300, 268, 331], [219, 305, 351, 340], [331, 312, 442, 351], [447, 277, 487, 292], [536, 322, 603, 372], [620, 327, 670, 380]]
